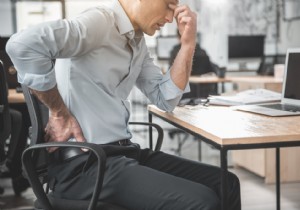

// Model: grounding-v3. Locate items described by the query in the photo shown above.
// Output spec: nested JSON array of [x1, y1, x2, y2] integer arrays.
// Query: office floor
[[1, 102, 300, 210]]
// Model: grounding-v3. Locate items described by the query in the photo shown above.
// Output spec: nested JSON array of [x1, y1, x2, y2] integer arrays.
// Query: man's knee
[[228, 171, 240, 193], [227, 171, 241, 209], [188, 190, 220, 210]]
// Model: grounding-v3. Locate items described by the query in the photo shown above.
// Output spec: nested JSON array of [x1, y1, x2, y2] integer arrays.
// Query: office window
[[16, 1, 62, 31]]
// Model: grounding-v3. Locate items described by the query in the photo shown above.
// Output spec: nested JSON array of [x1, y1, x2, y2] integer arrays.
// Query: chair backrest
[[21, 85, 49, 145], [21, 84, 49, 174], [0, 60, 11, 142]]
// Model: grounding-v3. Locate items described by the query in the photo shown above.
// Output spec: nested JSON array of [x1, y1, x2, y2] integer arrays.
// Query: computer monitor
[[228, 35, 265, 70]]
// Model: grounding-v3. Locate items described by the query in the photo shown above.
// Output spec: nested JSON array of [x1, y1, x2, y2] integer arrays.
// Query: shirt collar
[[109, 0, 136, 39]]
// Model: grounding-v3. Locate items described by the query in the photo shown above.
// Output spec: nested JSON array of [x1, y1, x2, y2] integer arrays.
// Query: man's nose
[[165, 10, 174, 23]]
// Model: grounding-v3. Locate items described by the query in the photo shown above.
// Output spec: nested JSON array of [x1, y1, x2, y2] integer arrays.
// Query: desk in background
[[8, 89, 24, 104], [228, 75, 283, 93], [148, 105, 300, 210], [189, 75, 282, 94], [189, 76, 231, 94], [189, 76, 230, 84]]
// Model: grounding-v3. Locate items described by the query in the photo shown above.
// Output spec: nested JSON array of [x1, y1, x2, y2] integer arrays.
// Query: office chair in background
[[21, 84, 164, 210], [0, 60, 11, 194], [257, 54, 286, 76]]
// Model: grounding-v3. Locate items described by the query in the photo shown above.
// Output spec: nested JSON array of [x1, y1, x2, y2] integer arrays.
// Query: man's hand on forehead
[[168, 3, 197, 46]]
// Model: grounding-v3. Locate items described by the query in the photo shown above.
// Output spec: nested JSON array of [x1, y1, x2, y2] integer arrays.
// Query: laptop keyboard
[[260, 103, 300, 112]]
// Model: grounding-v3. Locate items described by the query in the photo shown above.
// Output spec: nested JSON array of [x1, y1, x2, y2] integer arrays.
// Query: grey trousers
[[48, 144, 241, 210]]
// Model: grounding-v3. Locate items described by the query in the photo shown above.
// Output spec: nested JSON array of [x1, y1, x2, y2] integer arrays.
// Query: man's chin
[[144, 29, 156, 36]]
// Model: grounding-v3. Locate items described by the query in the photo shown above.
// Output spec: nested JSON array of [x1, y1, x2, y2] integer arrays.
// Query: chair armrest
[[129, 122, 164, 151], [22, 141, 106, 210]]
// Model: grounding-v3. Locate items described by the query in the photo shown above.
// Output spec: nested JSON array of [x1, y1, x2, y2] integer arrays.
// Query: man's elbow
[[6, 40, 23, 64], [156, 98, 180, 113]]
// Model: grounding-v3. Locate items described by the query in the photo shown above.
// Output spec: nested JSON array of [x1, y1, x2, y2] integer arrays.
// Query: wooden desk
[[223, 76, 285, 180], [189, 75, 282, 93], [189, 76, 230, 84], [189, 76, 231, 94], [148, 105, 300, 210], [8, 89, 25, 103], [228, 75, 283, 93]]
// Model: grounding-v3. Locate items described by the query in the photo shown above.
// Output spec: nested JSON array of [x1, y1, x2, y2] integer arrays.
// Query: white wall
[[0, 0, 14, 36], [16, 1, 62, 31], [2, 0, 299, 67], [197, 0, 300, 68]]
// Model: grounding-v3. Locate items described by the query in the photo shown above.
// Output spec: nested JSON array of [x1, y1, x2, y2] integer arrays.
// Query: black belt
[[52, 139, 133, 162]]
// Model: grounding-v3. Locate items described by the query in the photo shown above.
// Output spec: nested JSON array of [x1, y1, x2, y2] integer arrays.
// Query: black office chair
[[21, 84, 164, 210], [257, 54, 286, 76], [0, 60, 11, 194]]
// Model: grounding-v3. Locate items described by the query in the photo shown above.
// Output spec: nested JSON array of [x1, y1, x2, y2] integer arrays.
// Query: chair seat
[[34, 195, 128, 210]]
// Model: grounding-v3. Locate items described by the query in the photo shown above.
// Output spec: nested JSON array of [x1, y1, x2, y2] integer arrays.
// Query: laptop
[[235, 48, 300, 117]]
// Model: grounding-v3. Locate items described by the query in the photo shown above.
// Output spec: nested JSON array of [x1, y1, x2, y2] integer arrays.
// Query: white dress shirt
[[6, 0, 189, 144]]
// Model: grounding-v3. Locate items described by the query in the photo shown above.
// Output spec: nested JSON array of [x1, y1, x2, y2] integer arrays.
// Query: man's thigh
[[140, 150, 222, 195], [50, 154, 219, 210], [140, 149, 241, 210], [102, 155, 220, 210]]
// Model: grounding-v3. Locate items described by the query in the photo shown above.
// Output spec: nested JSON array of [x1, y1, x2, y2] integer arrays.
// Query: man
[[169, 30, 217, 99], [7, 0, 241, 209]]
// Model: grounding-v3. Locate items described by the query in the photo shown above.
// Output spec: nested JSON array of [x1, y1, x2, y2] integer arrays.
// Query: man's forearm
[[169, 4, 197, 91], [30, 85, 69, 118], [170, 45, 195, 90]]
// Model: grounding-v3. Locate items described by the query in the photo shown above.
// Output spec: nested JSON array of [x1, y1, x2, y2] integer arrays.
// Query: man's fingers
[[73, 131, 88, 152], [168, 3, 177, 11], [44, 132, 50, 142], [179, 16, 193, 24], [173, 5, 189, 20], [177, 10, 189, 23], [73, 130, 86, 143], [47, 146, 58, 153]]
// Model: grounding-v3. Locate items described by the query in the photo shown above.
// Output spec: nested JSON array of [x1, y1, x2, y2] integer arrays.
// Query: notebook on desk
[[235, 48, 300, 117]]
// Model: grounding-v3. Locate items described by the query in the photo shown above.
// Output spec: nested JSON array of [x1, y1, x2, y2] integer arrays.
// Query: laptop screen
[[284, 52, 300, 100]]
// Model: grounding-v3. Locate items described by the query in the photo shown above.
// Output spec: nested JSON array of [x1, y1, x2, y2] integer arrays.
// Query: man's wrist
[[180, 44, 196, 59], [50, 107, 69, 118]]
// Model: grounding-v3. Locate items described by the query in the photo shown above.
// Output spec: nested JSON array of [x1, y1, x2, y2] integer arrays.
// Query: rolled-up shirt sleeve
[[159, 69, 190, 100], [6, 39, 57, 90], [136, 52, 190, 112], [6, 8, 112, 91]]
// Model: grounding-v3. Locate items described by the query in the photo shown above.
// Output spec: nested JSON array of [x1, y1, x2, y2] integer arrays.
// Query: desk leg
[[276, 147, 281, 210], [148, 113, 153, 150], [220, 148, 228, 210], [198, 140, 202, 161], [221, 82, 225, 93]]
